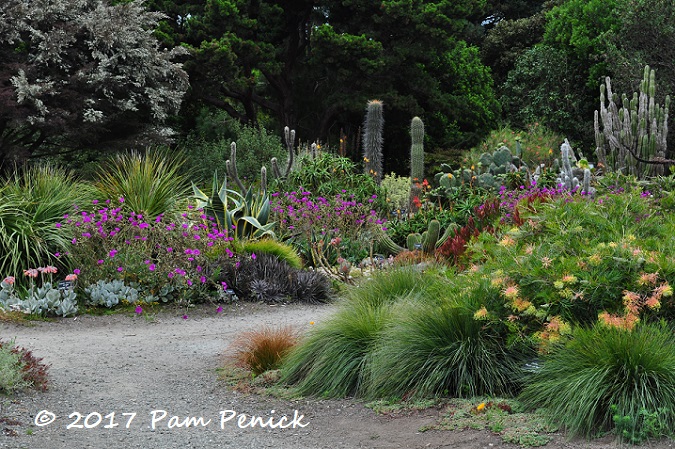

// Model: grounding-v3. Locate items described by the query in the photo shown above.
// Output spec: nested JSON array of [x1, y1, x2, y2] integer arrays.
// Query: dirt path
[[1, 302, 672, 449]]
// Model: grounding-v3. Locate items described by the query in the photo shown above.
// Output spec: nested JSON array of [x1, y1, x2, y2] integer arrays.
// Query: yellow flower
[[310, 321, 315, 325], [447, 173, 453, 179], [473, 306, 488, 320], [364, 157, 370, 162], [553, 281, 564, 290], [476, 403, 486, 412], [561, 274, 577, 284]]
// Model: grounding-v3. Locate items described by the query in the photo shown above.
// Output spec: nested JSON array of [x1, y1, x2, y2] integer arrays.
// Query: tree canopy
[[0, 0, 189, 169], [147, 0, 500, 172]]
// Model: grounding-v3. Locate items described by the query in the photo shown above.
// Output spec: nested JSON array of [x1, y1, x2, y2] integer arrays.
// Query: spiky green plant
[[280, 267, 453, 397], [280, 297, 393, 397], [0, 165, 95, 279], [366, 297, 526, 400], [95, 148, 190, 217], [519, 321, 675, 440], [410, 116, 425, 182], [362, 100, 384, 184]]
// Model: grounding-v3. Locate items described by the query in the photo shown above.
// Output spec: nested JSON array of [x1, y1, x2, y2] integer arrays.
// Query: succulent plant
[[363, 100, 384, 184]]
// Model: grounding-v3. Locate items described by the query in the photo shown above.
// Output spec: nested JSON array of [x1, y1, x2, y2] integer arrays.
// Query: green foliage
[[471, 123, 562, 167], [0, 165, 95, 281], [499, 45, 594, 146], [0, 339, 29, 394], [240, 239, 303, 270], [96, 149, 190, 218], [281, 267, 455, 397], [366, 297, 527, 399], [0, 338, 49, 394], [381, 173, 411, 213], [192, 173, 276, 240], [181, 119, 286, 186], [519, 322, 675, 440]]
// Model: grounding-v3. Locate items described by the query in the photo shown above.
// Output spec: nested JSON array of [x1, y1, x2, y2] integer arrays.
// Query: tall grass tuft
[[366, 297, 527, 400], [280, 297, 392, 397], [280, 267, 453, 397], [519, 321, 675, 440], [0, 165, 95, 279], [95, 148, 190, 218], [229, 326, 299, 376]]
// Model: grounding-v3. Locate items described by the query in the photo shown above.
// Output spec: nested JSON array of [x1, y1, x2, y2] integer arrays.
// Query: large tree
[[148, 0, 500, 172], [0, 0, 189, 169]]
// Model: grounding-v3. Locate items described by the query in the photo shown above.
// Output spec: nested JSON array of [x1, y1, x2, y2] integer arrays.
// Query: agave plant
[[192, 172, 275, 240]]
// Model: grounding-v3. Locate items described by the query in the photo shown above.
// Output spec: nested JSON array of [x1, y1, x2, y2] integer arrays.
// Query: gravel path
[[1, 302, 673, 449]]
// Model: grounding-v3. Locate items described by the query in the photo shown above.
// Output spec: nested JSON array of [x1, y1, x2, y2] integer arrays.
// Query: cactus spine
[[410, 117, 425, 182], [595, 65, 670, 178], [362, 100, 384, 184]]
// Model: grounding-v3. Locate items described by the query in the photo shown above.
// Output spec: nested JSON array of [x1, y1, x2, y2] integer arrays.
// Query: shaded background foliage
[[1, 0, 673, 176]]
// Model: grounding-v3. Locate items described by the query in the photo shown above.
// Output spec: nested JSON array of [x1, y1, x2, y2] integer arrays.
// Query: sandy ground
[[1, 302, 674, 449]]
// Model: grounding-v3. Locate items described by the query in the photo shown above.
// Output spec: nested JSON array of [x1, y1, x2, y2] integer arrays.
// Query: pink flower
[[3, 276, 15, 285], [216, 306, 223, 313], [251, 253, 257, 260], [109, 249, 118, 258], [65, 274, 78, 281], [55, 223, 62, 228], [117, 266, 124, 272], [221, 282, 228, 291], [23, 269, 39, 278], [149, 264, 156, 271], [182, 314, 188, 320], [135, 305, 143, 315], [97, 259, 104, 265], [73, 268, 81, 275]]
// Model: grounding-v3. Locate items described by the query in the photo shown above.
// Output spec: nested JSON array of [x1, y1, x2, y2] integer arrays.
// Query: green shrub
[[95, 148, 190, 218], [182, 121, 286, 186], [0, 165, 95, 280], [519, 321, 675, 440], [366, 296, 528, 399]]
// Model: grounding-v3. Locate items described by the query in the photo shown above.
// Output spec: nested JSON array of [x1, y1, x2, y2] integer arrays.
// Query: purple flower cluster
[[271, 190, 386, 239], [61, 199, 236, 301]]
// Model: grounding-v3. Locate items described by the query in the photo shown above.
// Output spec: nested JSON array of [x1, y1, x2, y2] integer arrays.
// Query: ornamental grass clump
[[280, 267, 453, 397], [366, 297, 528, 400], [0, 164, 95, 283], [230, 326, 299, 376], [519, 321, 675, 441]]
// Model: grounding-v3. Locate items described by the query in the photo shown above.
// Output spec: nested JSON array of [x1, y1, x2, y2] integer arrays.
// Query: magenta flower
[[251, 253, 257, 260], [182, 314, 188, 320], [149, 264, 156, 271], [216, 306, 223, 313], [73, 268, 81, 275], [221, 282, 228, 290], [55, 222, 62, 228], [97, 259, 104, 265], [117, 266, 124, 272], [135, 305, 143, 315]]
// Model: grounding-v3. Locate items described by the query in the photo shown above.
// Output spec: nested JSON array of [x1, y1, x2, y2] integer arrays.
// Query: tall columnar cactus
[[595, 65, 670, 179], [556, 139, 580, 191], [410, 116, 425, 182], [272, 126, 296, 180], [226, 142, 247, 193], [362, 100, 384, 184]]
